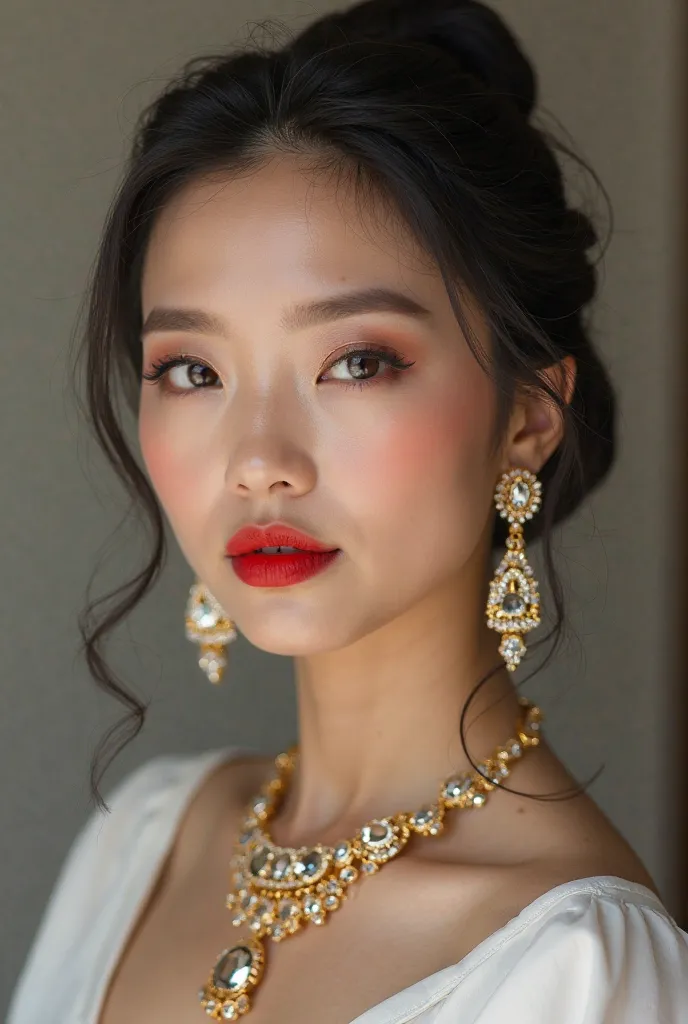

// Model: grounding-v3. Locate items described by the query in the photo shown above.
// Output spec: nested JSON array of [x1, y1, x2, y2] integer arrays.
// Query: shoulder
[[85, 749, 231, 856], [21, 745, 258, 940], [81, 745, 268, 876], [25, 749, 237, 911], [445, 871, 688, 1022], [6, 747, 247, 1023]]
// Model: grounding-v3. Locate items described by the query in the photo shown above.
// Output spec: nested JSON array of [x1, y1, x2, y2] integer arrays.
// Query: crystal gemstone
[[444, 775, 472, 799], [293, 851, 321, 877], [194, 600, 219, 629], [502, 593, 526, 615], [213, 946, 253, 991], [362, 821, 389, 844], [278, 900, 298, 921], [271, 855, 291, 881], [511, 482, 530, 507], [249, 848, 270, 875], [503, 637, 524, 656]]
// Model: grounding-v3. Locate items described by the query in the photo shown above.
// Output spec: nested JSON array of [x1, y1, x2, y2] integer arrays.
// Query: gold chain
[[198, 695, 543, 1019]]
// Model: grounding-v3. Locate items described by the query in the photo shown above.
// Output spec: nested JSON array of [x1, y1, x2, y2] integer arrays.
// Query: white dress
[[7, 745, 688, 1023]]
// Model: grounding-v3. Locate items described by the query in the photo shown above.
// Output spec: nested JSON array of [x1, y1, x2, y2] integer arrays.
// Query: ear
[[503, 356, 577, 474]]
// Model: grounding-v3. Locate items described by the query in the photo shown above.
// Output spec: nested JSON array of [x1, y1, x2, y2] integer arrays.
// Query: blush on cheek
[[139, 417, 174, 492], [139, 417, 206, 520], [372, 382, 496, 497], [139, 432, 218, 576], [341, 375, 498, 580], [356, 385, 497, 584]]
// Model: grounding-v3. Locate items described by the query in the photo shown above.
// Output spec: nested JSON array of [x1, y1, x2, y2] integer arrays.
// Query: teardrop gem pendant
[[200, 938, 265, 1019]]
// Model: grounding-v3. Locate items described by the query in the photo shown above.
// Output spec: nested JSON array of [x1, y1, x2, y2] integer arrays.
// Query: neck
[[268, 571, 524, 850]]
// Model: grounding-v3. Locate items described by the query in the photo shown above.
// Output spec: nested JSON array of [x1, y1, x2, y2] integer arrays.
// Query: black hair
[[68, 0, 616, 810]]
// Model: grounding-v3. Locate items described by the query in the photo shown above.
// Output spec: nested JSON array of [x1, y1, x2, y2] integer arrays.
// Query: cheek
[[335, 376, 497, 569], [138, 411, 214, 547]]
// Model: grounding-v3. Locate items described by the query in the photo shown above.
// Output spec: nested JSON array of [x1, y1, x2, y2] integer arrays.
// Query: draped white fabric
[[8, 748, 688, 1024]]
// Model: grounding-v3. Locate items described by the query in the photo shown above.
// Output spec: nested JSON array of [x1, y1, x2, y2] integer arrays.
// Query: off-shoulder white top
[[7, 746, 688, 1023]]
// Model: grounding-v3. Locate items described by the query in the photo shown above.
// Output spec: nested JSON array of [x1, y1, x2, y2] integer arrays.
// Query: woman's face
[[138, 155, 502, 654]]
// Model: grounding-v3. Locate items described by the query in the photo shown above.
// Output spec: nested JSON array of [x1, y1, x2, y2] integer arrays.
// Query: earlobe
[[504, 356, 577, 474]]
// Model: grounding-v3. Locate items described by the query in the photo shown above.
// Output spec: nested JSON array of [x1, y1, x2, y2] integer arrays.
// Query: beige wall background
[[1, 0, 684, 1011]]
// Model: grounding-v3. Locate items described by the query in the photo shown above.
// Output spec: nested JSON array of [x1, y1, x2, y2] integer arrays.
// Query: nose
[[226, 440, 317, 500], [223, 376, 318, 500]]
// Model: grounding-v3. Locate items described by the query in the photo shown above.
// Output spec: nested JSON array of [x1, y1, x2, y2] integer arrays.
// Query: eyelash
[[141, 345, 416, 396]]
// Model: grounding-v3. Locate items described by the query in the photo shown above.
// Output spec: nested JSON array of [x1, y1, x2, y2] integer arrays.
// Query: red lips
[[225, 523, 338, 557]]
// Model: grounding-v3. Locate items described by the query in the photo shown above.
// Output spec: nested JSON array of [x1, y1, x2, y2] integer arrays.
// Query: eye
[[141, 354, 220, 395], [320, 345, 415, 389]]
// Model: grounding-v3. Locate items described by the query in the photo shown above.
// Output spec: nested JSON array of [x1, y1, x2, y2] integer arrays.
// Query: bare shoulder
[[429, 771, 660, 954], [418, 739, 660, 911], [524, 762, 658, 896], [492, 843, 661, 939], [479, 743, 660, 903]]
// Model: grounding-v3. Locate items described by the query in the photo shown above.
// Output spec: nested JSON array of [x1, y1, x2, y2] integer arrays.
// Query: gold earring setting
[[185, 580, 237, 684], [486, 468, 542, 671]]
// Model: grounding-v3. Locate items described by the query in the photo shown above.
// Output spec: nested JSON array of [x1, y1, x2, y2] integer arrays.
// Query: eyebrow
[[140, 287, 433, 338]]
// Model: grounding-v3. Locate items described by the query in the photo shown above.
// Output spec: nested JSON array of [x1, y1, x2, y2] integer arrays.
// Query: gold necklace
[[198, 695, 543, 1020]]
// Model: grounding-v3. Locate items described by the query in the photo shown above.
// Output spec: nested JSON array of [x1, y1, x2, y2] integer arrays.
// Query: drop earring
[[185, 579, 238, 684], [486, 468, 542, 671]]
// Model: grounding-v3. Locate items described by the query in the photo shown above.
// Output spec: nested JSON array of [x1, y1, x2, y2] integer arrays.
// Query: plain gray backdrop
[[1, 0, 685, 1013]]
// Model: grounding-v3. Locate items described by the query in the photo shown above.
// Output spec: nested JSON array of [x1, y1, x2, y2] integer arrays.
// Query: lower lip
[[228, 549, 342, 587]]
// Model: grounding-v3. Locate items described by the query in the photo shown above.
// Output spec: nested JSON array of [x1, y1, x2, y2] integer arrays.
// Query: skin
[[139, 151, 574, 840], [103, 152, 656, 1024]]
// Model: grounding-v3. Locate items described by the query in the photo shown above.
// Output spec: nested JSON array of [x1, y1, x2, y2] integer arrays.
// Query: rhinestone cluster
[[487, 469, 542, 671], [198, 697, 543, 1019], [185, 582, 238, 684]]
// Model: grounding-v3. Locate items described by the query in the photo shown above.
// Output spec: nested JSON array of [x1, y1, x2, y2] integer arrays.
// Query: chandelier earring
[[486, 468, 542, 671], [185, 579, 238, 684]]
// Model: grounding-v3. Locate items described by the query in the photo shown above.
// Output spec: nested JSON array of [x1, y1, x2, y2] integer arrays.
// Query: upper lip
[[225, 522, 339, 556]]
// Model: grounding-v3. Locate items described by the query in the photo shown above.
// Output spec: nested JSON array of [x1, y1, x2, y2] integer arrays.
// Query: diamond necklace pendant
[[198, 697, 543, 1019]]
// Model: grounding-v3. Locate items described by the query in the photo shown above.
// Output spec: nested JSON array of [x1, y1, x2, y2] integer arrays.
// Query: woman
[[8, 0, 688, 1021]]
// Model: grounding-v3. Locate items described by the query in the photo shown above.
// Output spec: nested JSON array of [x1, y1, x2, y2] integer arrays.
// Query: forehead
[[141, 155, 440, 305]]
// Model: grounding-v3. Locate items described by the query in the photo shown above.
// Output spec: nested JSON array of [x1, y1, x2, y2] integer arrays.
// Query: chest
[[95, 856, 504, 1024]]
